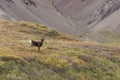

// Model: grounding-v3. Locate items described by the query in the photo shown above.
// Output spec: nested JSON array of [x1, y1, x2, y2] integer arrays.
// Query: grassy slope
[[82, 29, 120, 47], [0, 20, 120, 80]]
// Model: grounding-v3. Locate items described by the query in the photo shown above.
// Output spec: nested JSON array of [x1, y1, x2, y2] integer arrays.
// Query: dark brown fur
[[30, 38, 44, 51]]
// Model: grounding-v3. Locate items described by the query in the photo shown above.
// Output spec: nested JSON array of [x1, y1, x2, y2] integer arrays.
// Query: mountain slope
[[0, 20, 120, 80], [0, 0, 77, 35], [0, 0, 120, 41], [52, 0, 120, 37]]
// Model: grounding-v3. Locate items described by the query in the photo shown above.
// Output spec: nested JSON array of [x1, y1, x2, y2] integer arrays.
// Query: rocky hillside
[[0, 0, 120, 39], [0, 0, 77, 35]]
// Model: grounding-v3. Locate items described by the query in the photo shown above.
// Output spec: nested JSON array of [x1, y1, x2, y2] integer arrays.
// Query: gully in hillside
[[23, 0, 37, 7]]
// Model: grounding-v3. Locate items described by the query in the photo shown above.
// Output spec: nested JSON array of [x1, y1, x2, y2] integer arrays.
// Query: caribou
[[29, 38, 44, 51]]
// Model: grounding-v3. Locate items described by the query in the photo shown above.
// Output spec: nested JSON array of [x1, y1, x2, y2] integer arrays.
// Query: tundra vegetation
[[0, 20, 120, 80]]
